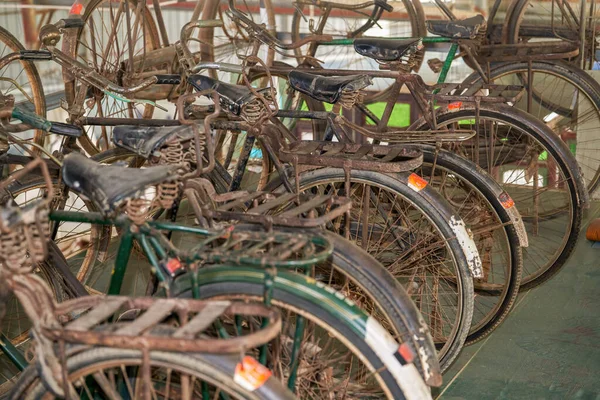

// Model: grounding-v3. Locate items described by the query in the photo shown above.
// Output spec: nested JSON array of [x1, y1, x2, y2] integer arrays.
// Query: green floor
[[435, 202, 600, 400]]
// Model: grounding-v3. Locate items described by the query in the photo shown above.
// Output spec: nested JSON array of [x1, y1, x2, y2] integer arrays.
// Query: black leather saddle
[[62, 153, 179, 213], [288, 70, 372, 104], [354, 38, 421, 62], [113, 125, 192, 158], [187, 75, 270, 116], [426, 15, 486, 39]]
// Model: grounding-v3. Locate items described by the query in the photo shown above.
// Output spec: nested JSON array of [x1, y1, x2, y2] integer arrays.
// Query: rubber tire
[[9, 347, 296, 400], [461, 60, 600, 193], [176, 278, 411, 399], [412, 105, 584, 291], [417, 144, 522, 344], [276, 167, 475, 372]]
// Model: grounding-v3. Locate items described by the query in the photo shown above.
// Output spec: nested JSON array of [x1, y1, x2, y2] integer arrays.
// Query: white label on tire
[[365, 318, 432, 400], [449, 215, 483, 278]]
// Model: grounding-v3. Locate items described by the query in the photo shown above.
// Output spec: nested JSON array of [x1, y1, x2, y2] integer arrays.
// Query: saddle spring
[[0, 209, 50, 273], [339, 89, 365, 109], [125, 198, 152, 225], [0, 227, 29, 272], [157, 136, 185, 209], [27, 209, 51, 264], [185, 128, 206, 167], [241, 91, 274, 125]]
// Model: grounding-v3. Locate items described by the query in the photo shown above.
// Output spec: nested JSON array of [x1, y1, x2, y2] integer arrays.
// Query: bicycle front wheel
[[62, 0, 160, 154]]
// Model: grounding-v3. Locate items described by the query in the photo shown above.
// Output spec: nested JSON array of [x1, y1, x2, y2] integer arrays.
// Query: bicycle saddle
[[62, 153, 179, 213], [426, 15, 486, 39], [113, 125, 192, 158], [354, 38, 421, 62], [288, 70, 372, 104], [188, 75, 271, 116]]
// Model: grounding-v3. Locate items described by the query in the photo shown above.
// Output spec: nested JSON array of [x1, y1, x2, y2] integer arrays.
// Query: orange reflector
[[234, 356, 272, 391], [70, 2, 84, 15], [165, 258, 182, 274], [448, 101, 462, 112], [498, 192, 515, 209], [399, 343, 415, 363], [408, 173, 428, 192]]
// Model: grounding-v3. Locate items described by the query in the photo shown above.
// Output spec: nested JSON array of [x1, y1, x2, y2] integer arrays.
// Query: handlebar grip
[[49, 122, 83, 138], [11, 106, 51, 132], [19, 50, 53, 61], [57, 18, 85, 29], [375, 0, 394, 12], [155, 74, 182, 85]]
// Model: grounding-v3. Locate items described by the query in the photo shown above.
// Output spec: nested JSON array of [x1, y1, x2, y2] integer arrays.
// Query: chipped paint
[[365, 318, 432, 400], [449, 215, 483, 278]]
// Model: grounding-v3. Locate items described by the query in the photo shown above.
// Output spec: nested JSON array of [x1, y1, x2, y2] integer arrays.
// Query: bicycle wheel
[[503, 0, 597, 56], [10, 346, 295, 399], [62, 0, 160, 155], [412, 104, 586, 290], [0, 26, 46, 151], [290, 0, 425, 101], [174, 266, 431, 399], [415, 144, 523, 344], [162, 190, 441, 386], [276, 168, 475, 371], [462, 60, 600, 194], [199, 0, 276, 84]]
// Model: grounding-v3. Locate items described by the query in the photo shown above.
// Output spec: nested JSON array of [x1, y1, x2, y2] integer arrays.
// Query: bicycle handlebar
[[228, 0, 333, 50], [1, 105, 82, 138]]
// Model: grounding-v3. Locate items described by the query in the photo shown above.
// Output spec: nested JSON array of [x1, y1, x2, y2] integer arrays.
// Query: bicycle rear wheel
[[174, 266, 431, 399], [10, 346, 295, 399], [413, 104, 586, 290], [462, 60, 600, 194], [415, 144, 523, 344], [283, 168, 476, 371], [503, 0, 597, 62]]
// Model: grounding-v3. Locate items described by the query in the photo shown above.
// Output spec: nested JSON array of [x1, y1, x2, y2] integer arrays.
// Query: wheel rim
[[297, 175, 465, 362], [430, 112, 575, 286], [70, 0, 160, 154], [480, 66, 600, 193]]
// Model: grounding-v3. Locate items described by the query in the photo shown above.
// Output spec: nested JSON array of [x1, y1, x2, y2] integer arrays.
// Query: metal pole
[[580, 0, 588, 69]]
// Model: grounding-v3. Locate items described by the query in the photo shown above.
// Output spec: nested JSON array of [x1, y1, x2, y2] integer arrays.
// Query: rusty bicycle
[[0, 147, 299, 400], [0, 89, 433, 398]]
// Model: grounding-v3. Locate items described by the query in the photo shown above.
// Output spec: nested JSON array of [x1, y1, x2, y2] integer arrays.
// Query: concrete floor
[[435, 202, 600, 400]]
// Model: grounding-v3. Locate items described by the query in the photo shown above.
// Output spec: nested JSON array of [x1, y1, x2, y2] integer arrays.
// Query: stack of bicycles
[[0, 0, 594, 397]]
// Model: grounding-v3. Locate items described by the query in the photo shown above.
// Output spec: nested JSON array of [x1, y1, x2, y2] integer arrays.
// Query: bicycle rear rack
[[476, 41, 579, 62], [426, 83, 525, 104], [278, 141, 423, 173], [183, 228, 333, 268], [209, 192, 350, 229], [185, 177, 351, 230], [43, 296, 281, 353]]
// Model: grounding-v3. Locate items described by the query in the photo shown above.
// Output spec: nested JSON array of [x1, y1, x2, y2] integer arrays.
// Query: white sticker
[[365, 318, 432, 400], [448, 216, 483, 278]]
